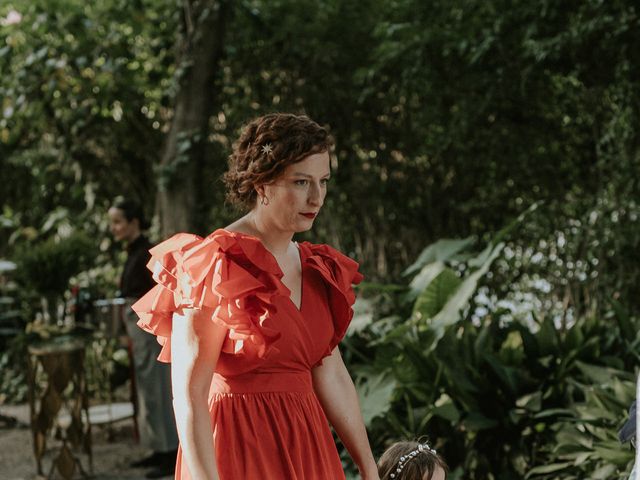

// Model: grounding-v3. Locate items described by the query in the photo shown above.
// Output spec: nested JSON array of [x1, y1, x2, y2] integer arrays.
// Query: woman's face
[[108, 207, 139, 243], [258, 151, 331, 234]]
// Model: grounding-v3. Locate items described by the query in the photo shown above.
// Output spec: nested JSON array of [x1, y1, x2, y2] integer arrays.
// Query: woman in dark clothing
[[108, 199, 178, 479]]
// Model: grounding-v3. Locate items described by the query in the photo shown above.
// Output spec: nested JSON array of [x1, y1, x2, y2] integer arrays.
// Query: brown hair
[[378, 441, 448, 480], [223, 113, 332, 211]]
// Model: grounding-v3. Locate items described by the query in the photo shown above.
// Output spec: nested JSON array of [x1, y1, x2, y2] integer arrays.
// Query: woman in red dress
[[132, 113, 379, 479]]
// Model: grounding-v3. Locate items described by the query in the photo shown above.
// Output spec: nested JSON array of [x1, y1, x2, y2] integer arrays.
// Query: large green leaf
[[590, 463, 618, 479], [426, 243, 504, 350], [347, 297, 376, 336], [591, 442, 633, 466], [536, 316, 560, 356], [432, 393, 460, 423], [406, 261, 445, 301], [525, 461, 574, 477], [573, 361, 634, 390], [463, 411, 498, 431], [483, 352, 522, 395], [412, 267, 460, 321], [515, 391, 542, 412], [355, 371, 397, 427], [402, 237, 474, 276]]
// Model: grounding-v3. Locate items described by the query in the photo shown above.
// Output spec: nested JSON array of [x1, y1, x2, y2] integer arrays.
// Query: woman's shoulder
[[150, 228, 281, 274], [150, 230, 362, 281], [298, 241, 359, 265], [298, 241, 364, 286], [298, 241, 364, 366], [149, 228, 261, 254], [132, 227, 287, 361], [297, 241, 340, 254]]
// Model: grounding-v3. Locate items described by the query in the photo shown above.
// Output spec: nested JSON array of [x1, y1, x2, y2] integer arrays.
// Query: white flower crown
[[389, 443, 437, 479]]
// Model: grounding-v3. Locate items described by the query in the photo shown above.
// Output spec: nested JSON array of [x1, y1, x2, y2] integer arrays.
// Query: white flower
[[1, 10, 22, 26]]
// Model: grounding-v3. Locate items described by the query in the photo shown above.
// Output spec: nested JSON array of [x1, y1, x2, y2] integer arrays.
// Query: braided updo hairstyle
[[223, 113, 332, 211]]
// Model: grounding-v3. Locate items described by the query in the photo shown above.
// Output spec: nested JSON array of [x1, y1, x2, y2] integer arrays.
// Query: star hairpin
[[261, 143, 273, 155]]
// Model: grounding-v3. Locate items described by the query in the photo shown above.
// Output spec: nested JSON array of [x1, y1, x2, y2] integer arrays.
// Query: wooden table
[[26, 336, 92, 479]]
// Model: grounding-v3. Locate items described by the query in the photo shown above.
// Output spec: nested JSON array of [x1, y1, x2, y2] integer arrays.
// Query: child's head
[[378, 441, 448, 480]]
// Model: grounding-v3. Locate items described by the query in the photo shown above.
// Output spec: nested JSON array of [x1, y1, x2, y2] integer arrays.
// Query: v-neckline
[[219, 229, 304, 312], [287, 243, 304, 312], [275, 241, 303, 312]]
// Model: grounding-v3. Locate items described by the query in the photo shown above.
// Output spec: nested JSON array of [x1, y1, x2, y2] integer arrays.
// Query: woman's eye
[[293, 178, 329, 186]]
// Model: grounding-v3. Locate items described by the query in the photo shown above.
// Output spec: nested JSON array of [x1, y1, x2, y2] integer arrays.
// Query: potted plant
[[14, 232, 96, 328]]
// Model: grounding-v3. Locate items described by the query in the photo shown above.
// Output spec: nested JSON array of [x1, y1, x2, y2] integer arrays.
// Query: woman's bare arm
[[171, 307, 227, 480], [312, 347, 379, 480]]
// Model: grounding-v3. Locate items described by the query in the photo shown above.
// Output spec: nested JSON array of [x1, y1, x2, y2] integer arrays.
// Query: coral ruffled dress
[[131, 229, 363, 480]]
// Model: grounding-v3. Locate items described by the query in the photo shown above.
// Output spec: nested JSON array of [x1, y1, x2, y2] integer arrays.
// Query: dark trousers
[[123, 300, 178, 452]]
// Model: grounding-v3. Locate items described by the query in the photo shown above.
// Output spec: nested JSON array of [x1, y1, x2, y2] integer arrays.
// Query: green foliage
[[2, 0, 639, 310], [0, 333, 28, 403], [14, 232, 96, 298], [346, 230, 639, 479], [0, 0, 177, 251], [527, 364, 635, 479], [412, 267, 460, 320], [356, 370, 396, 427]]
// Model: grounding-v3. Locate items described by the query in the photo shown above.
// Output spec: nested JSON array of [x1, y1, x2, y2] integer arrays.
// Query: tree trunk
[[157, 0, 231, 237]]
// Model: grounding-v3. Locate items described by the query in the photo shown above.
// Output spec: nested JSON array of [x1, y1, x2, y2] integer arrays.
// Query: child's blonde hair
[[377, 440, 448, 480]]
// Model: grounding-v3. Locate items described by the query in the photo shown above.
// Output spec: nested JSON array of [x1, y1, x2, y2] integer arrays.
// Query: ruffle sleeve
[[131, 230, 288, 362], [301, 243, 364, 365]]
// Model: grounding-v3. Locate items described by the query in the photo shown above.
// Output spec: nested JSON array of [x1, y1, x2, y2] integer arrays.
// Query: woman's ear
[[255, 184, 265, 198]]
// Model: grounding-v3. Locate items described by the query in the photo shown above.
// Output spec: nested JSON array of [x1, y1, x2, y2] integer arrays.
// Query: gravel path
[[0, 404, 172, 480]]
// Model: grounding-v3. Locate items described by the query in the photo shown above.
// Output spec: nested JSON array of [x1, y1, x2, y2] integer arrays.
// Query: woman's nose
[[307, 183, 322, 206]]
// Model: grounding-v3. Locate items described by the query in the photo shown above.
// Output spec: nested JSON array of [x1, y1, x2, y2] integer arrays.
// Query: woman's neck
[[125, 231, 142, 246], [237, 212, 293, 256]]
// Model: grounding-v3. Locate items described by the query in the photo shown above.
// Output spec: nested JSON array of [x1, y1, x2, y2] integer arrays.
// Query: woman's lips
[[300, 213, 317, 219]]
